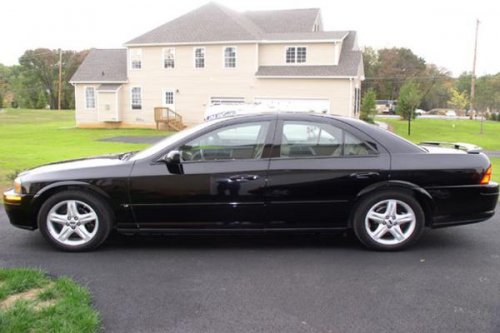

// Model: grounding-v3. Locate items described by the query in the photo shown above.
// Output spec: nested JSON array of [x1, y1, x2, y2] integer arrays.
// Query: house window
[[130, 49, 142, 69], [224, 47, 236, 68], [194, 47, 205, 68], [286, 47, 296, 63], [164, 91, 174, 105], [163, 48, 175, 69], [285, 47, 307, 64], [354, 88, 361, 114], [85, 87, 95, 109], [131, 87, 142, 110]]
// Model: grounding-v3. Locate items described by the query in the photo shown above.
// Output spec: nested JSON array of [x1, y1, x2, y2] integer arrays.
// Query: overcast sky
[[1, 0, 498, 77]]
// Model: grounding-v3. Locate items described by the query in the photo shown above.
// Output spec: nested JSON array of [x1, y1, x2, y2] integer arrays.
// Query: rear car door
[[265, 115, 390, 229]]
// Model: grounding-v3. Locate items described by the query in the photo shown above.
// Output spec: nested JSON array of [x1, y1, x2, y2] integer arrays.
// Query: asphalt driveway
[[1, 205, 499, 333]]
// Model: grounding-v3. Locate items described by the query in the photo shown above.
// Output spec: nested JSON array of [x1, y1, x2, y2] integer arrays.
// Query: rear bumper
[[3, 190, 37, 230], [428, 182, 498, 228]]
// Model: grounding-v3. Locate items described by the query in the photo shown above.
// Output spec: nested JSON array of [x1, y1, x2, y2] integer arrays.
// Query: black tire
[[38, 190, 112, 252], [353, 190, 425, 251]]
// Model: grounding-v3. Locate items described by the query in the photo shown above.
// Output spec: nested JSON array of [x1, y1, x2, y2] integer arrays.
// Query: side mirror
[[163, 150, 181, 164]]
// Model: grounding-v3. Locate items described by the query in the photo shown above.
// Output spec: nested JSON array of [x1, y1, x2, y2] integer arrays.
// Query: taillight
[[480, 165, 492, 184]]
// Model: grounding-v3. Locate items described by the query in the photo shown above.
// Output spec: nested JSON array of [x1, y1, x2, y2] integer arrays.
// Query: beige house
[[70, 3, 364, 129]]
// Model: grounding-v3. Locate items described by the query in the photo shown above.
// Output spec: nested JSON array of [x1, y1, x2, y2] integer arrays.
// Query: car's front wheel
[[353, 191, 425, 251], [38, 190, 112, 251]]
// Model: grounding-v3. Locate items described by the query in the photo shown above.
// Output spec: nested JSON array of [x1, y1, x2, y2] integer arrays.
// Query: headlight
[[14, 177, 22, 194]]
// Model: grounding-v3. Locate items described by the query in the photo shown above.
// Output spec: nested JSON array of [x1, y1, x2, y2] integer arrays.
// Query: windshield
[[130, 119, 225, 161]]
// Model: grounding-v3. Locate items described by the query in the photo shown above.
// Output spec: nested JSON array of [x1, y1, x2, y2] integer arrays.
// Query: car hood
[[19, 153, 130, 178]]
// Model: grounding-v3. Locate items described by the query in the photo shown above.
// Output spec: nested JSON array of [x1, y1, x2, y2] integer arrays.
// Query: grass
[[380, 117, 500, 184], [0, 268, 99, 333], [0, 108, 169, 194]]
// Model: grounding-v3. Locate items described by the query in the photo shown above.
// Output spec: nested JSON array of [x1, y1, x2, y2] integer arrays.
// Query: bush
[[360, 89, 377, 124]]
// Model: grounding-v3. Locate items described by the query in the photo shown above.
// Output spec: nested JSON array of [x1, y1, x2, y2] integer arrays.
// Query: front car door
[[128, 115, 276, 229], [265, 115, 390, 229]]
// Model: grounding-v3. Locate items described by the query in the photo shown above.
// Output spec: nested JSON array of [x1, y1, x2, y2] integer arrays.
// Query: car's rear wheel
[[353, 191, 425, 251], [38, 191, 112, 251]]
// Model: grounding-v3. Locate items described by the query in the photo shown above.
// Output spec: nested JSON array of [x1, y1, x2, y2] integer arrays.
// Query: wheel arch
[[349, 180, 435, 227], [31, 181, 115, 227]]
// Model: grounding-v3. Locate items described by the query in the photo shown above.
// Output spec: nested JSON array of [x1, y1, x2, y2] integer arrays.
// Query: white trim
[[255, 43, 259, 72], [222, 46, 237, 69], [162, 89, 176, 111], [348, 78, 353, 117], [70, 81, 128, 84], [84, 86, 96, 110], [124, 38, 345, 47], [130, 86, 143, 111], [256, 75, 357, 79], [193, 47, 206, 69], [129, 48, 143, 70], [162, 47, 175, 69], [97, 85, 123, 93]]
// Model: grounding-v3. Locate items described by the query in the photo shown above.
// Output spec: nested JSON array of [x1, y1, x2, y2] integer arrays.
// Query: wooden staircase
[[154, 107, 186, 131]]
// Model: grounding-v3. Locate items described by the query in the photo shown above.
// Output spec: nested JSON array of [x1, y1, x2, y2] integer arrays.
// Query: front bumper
[[3, 190, 37, 230], [428, 182, 499, 228]]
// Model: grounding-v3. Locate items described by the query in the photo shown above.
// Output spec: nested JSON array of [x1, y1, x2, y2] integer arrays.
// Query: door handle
[[229, 175, 260, 182], [350, 172, 380, 179]]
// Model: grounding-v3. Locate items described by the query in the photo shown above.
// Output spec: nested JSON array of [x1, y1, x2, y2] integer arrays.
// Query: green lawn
[[0, 268, 99, 333], [0, 109, 169, 194], [380, 117, 500, 184]]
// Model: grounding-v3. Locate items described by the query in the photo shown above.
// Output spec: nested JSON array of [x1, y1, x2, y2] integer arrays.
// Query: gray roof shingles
[[244, 8, 320, 33], [70, 49, 127, 83], [126, 3, 263, 45]]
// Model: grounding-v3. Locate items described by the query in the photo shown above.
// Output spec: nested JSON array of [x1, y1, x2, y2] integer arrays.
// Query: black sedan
[[3, 113, 498, 251]]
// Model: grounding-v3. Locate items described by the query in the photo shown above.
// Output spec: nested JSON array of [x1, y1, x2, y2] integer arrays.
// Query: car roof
[[217, 112, 424, 154]]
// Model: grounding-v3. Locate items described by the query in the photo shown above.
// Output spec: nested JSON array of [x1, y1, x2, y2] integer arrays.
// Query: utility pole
[[470, 19, 480, 133], [58, 49, 62, 110]]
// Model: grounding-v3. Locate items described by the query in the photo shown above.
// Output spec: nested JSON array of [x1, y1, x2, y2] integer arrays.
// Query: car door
[[265, 116, 390, 229], [128, 117, 276, 229]]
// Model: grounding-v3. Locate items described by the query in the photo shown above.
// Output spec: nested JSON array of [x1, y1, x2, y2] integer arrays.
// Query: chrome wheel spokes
[[46, 200, 99, 247], [365, 199, 416, 245]]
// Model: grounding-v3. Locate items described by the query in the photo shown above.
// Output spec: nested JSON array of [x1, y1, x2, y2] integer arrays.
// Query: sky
[[1, 0, 499, 77]]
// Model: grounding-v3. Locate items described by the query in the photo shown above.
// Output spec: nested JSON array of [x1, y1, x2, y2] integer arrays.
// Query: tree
[[360, 89, 377, 123], [17, 48, 88, 109], [448, 88, 469, 112], [397, 81, 422, 120]]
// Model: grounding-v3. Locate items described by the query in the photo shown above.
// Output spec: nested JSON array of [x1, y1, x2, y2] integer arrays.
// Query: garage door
[[254, 98, 330, 114]]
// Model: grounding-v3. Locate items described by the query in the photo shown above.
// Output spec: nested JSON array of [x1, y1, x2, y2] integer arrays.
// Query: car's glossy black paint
[[4, 113, 498, 236]]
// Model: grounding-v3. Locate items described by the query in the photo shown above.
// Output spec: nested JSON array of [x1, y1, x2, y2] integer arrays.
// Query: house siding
[[259, 43, 337, 66], [75, 42, 359, 128]]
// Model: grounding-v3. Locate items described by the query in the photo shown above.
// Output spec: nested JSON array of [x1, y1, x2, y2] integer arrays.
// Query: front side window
[[224, 47, 236, 68], [131, 87, 142, 110], [85, 87, 95, 109], [280, 121, 375, 157], [285, 47, 306, 64], [194, 47, 205, 68], [130, 49, 142, 69], [163, 48, 175, 68], [179, 121, 269, 161]]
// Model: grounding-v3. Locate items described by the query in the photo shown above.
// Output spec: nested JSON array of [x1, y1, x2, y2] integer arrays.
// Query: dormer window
[[285, 47, 307, 64], [130, 49, 142, 69]]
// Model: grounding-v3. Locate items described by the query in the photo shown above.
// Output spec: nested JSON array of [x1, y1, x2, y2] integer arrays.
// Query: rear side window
[[280, 121, 376, 158]]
